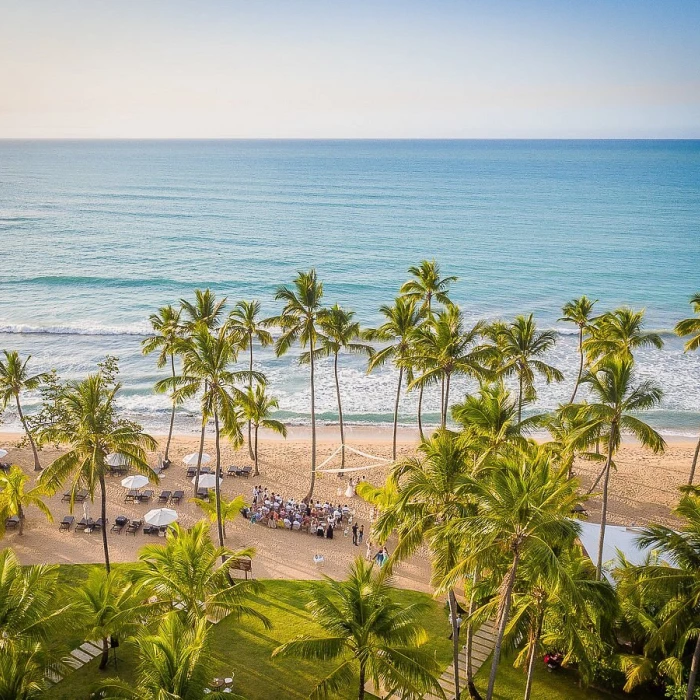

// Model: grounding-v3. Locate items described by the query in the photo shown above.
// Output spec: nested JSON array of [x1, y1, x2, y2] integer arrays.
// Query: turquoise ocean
[[1, 140, 699, 435]]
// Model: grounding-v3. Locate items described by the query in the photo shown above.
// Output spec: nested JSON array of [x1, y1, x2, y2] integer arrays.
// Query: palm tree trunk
[[517, 373, 523, 424], [587, 461, 608, 494], [99, 636, 109, 670], [15, 396, 41, 471], [334, 352, 346, 474], [392, 366, 403, 461], [306, 339, 317, 502], [441, 375, 445, 422], [523, 612, 544, 700], [99, 474, 111, 573], [17, 504, 25, 536], [596, 431, 616, 580], [253, 423, 260, 476], [417, 384, 425, 441], [466, 570, 482, 700], [686, 632, 700, 700], [358, 658, 366, 700], [193, 419, 206, 496], [688, 434, 700, 486], [165, 354, 176, 462], [248, 338, 255, 461], [213, 409, 225, 559], [569, 328, 584, 404], [486, 548, 521, 700], [448, 588, 461, 700], [442, 373, 451, 428]]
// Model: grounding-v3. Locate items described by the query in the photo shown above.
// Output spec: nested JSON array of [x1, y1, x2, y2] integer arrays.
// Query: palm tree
[[99, 613, 235, 700], [583, 307, 664, 365], [559, 296, 598, 403], [270, 270, 324, 500], [0, 351, 49, 471], [74, 569, 150, 670], [0, 642, 57, 700], [632, 490, 700, 700], [163, 325, 252, 549], [141, 304, 183, 463], [400, 260, 457, 436], [180, 288, 227, 332], [272, 557, 442, 700], [0, 466, 52, 536], [305, 304, 373, 472], [38, 371, 157, 572], [191, 493, 247, 539], [409, 306, 488, 427], [446, 446, 581, 700], [238, 385, 287, 476], [226, 300, 274, 460], [486, 315, 563, 423], [366, 296, 422, 460], [675, 293, 700, 485], [372, 430, 476, 700], [134, 521, 269, 627], [574, 357, 665, 579]]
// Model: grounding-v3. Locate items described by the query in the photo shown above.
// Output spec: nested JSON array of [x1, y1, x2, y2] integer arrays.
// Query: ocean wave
[[0, 322, 150, 337]]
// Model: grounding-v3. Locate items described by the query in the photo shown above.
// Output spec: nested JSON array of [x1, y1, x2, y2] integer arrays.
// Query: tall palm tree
[[272, 557, 442, 700], [0, 466, 52, 536], [409, 306, 488, 427], [141, 304, 183, 463], [373, 430, 477, 700], [271, 270, 324, 500], [74, 569, 150, 670], [366, 296, 422, 460], [583, 307, 664, 365], [446, 446, 581, 700], [163, 325, 252, 549], [400, 260, 457, 437], [99, 613, 235, 700], [305, 304, 373, 471], [0, 351, 49, 471], [486, 315, 563, 423], [559, 296, 598, 403], [633, 491, 700, 700], [226, 300, 274, 460], [675, 293, 700, 485], [238, 385, 287, 476], [191, 493, 247, 539], [38, 372, 157, 572], [574, 357, 665, 579], [133, 521, 268, 626]]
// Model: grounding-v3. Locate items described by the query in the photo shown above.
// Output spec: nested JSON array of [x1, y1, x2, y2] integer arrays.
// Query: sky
[[1, 0, 699, 138]]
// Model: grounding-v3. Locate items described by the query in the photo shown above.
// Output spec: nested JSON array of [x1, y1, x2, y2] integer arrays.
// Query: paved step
[[80, 641, 103, 657]]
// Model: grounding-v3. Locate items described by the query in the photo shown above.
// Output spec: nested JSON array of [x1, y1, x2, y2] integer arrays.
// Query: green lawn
[[43, 567, 636, 700]]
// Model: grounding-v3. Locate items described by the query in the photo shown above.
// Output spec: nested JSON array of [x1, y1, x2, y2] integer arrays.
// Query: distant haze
[[1, 0, 699, 139]]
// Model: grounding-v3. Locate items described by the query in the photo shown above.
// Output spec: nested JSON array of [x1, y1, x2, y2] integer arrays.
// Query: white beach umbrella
[[183, 452, 211, 466], [121, 475, 149, 490], [193, 473, 221, 489], [106, 453, 129, 467], [144, 508, 178, 527], [83, 501, 90, 521], [0, 449, 8, 459]]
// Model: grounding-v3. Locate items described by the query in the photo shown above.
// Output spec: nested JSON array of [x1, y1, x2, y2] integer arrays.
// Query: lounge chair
[[226, 465, 237, 476], [186, 466, 196, 478], [170, 490, 184, 505], [93, 518, 106, 532], [74, 489, 89, 503], [124, 489, 138, 503], [76, 517, 95, 532], [196, 488, 209, 501], [126, 519, 142, 535], [138, 489, 154, 503], [157, 490, 171, 503], [111, 516, 128, 533], [59, 515, 74, 531], [235, 466, 252, 478], [5, 516, 20, 530], [143, 524, 159, 535]]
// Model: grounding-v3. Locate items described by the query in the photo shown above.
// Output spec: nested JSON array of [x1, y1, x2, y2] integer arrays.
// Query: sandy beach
[[0, 426, 695, 591]]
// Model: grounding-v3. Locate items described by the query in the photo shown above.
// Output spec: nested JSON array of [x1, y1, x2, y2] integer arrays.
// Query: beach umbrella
[[183, 452, 211, 466], [83, 501, 90, 521], [193, 473, 221, 489], [144, 508, 178, 527], [106, 453, 129, 467], [0, 449, 8, 459], [121, 475, 149, 490]]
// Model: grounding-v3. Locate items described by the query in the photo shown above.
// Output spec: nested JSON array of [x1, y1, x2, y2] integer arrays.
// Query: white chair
[[313, 554, 324, 567], [224, 676, 234, 685]]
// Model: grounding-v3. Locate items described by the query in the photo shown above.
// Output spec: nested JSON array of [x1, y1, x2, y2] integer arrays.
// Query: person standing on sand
[[352, 521, 358, 545], [366, 540, 373, 561], [358, 524, 364, 544]]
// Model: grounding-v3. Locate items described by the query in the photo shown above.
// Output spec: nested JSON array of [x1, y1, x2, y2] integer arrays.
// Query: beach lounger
[[111, 516, 128, 533], [186, 466, 196, 478], [5, 516, 20, 530], [170, 490, 184, 505], [126, 519, 142, 535], [226, 465, 237, 476], [157, 490, 171, 503], [124, 489, 138, 503], [93, 518, 106, 531], [59, 515, 74, 531], [76, 517, 95, 532], [143, 524, 159, 535], [235, 466, 252, 478], [74, 489, 89, 503], [138, 489, 154, 503], [196, 488, 209, 501]]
